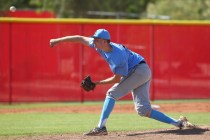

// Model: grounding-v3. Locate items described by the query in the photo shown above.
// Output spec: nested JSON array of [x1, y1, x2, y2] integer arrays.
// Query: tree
[[146, 0, 210, 20], [1, 0, 210, 20], [41, 0, 154, 19], [0, 0, 153, 19]]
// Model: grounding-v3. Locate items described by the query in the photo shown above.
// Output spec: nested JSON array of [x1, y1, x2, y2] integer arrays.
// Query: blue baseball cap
[[91, 29, 110, 40]]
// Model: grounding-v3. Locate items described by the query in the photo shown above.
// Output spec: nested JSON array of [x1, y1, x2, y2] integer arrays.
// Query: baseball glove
[[81, 75, 96, 92]]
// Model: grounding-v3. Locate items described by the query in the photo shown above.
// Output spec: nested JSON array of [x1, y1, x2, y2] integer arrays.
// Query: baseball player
[[50, 29, 195, 136]]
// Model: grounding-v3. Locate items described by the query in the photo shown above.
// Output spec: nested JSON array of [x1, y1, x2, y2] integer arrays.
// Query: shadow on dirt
[[126, 127, 209, 136]]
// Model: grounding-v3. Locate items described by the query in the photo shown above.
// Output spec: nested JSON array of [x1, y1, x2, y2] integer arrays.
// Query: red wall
[[153, 25, 210, 99], [1, 18, 210, 102]]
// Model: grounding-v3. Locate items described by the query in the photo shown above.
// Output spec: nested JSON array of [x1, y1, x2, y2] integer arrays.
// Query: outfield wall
[[1, 18, 210, 102]]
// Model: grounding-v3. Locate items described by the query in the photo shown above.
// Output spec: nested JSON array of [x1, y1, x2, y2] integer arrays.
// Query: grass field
[[0, 100, 209, 138]]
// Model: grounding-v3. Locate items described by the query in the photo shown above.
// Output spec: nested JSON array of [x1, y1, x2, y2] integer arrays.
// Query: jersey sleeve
[[88, 38, 95, 48]]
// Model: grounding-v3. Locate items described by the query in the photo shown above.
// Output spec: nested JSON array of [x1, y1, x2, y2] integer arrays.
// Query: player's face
[[93, 38, 106, 49]]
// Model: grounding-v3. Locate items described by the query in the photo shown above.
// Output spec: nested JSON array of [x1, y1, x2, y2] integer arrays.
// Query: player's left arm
[[95, 74, 121, 85]]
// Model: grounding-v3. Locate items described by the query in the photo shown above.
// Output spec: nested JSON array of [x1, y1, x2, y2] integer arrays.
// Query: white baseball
[[10, 6, 16, 12]]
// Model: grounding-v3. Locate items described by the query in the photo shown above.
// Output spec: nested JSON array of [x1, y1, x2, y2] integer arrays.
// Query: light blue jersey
[[89, 39, 144, 76]]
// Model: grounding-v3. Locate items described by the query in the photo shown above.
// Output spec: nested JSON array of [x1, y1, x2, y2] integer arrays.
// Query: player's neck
[[103, 44, 112, 52]]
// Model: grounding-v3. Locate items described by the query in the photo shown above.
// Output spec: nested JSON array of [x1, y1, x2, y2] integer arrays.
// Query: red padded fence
[[0, 18, 210, 103]]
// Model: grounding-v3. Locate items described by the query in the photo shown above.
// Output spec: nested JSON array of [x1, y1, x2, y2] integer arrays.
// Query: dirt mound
[[0, 102, 210, 114], [4, 126, 210, 140]]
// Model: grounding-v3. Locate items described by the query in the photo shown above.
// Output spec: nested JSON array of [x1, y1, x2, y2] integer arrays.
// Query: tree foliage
[[1, 0, 210, 20], [147, 0, 210, 20], [40, 0, 154, 18], [0, 0, 155, 18]]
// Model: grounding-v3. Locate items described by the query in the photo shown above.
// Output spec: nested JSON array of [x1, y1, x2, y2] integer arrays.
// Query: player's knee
[[106, 94, 117, 101], [106, 90, 119, 100], [106, 91, 117, 100], [136, 105, 151, 117]]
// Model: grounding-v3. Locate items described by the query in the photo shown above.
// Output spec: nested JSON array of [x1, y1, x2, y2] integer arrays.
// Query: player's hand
[[81, 75, 96, 92], [50, 39, 58, 48]]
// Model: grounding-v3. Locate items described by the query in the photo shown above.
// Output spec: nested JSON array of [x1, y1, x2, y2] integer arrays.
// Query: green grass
[[0, 113, 96, 136], [0, 99, 209, 137], [0, 112, 210, 136]]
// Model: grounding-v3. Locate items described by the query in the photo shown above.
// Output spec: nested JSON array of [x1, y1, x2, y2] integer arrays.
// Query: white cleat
[[178, 116, 196, 129]]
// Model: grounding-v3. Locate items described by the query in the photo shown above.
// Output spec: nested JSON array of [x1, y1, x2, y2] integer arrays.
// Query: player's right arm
[[50, 35, 90, 48], [95, 74, 122, 85]]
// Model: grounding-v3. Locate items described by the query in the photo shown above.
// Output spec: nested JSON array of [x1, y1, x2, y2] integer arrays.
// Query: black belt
[[138, 60, 146, 64]]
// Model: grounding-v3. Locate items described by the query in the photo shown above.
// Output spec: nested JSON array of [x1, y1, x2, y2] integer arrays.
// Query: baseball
[[9, 6, 16, 12]]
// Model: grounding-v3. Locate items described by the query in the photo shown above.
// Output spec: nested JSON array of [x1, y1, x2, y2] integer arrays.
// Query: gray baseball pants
[[107, 63, 152, 116]]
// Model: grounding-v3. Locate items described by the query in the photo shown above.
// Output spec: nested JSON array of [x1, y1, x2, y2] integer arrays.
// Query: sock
[[150, 109, 179, 126], [98, 96, 115, 128]]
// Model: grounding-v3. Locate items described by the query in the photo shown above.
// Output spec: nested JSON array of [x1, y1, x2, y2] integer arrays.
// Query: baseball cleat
[[178, 116, 196, 129], [83, 126, 108, 136]]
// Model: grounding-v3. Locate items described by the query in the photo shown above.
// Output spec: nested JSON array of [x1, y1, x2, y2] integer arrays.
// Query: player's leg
[[149, 109, 179, 126], [133, 67, 195, 129], [83, 96, 115, 136], [148, 101, 195, 128], [130, 63, 183, 127], [97, 96, 115, 128], [132, 74, 189, 128], [132, 81, 181, 127]]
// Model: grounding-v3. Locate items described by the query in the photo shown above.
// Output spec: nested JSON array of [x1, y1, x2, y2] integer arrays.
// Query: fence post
[[150, 24, 155, 101], [80, 24, 85, 103], [8, 22, 13, 104]]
